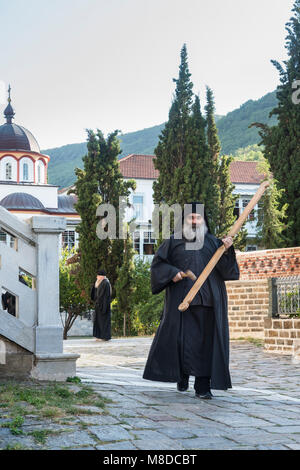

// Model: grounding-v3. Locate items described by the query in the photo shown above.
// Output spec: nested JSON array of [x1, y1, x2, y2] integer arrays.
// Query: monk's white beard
[[183, 221, 208, 249]]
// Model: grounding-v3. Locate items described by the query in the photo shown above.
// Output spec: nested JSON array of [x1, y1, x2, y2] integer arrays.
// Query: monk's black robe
[[91, 278, 112, 340], [143, 233, 240, 390]]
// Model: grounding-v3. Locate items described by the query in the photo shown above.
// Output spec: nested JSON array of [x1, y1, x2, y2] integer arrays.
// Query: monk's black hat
[[97, 269, 106, 276]]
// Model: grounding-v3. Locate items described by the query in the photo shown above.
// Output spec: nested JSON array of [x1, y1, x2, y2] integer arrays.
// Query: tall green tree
[[69, 130, 101, 301], [253, 0, 300, 246], [205, 87, 247, 248], [153, 44, 194, 206], [153, 45, 221, 237], [205, 87, 221, 165], [254, 160, 290, 248], [70, 129, 135, 301]]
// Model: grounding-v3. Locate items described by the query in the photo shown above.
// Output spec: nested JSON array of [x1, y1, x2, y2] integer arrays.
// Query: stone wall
[[68, 316, 93, 337], [226, 279, 269, 339], [0, 334, 33, 378], [264, 318, 300, 360], [236, 246, 300, 280]]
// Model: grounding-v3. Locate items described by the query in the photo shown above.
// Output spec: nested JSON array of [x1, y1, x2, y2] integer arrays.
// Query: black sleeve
[[90, 285, 96, 301], [151, 239, 181, 295], [214, 238, 240, 281]]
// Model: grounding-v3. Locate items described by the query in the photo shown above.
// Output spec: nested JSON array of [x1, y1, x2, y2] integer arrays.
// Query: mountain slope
[[45, 91, 277, 188], [217, 91, 277, 154]]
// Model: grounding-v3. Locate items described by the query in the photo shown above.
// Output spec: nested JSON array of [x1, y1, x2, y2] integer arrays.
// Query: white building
[[118, 154, 265, 257]]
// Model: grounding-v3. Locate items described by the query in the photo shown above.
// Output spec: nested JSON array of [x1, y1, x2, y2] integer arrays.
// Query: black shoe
[[195, 390, 213, 400], [177, 375, 189, 392]]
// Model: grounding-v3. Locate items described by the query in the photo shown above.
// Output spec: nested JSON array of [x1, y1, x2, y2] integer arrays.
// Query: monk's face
[[185, 213, 203, 230]]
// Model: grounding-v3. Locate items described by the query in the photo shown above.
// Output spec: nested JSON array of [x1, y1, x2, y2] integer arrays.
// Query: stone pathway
[[1, 337, 300, 450]]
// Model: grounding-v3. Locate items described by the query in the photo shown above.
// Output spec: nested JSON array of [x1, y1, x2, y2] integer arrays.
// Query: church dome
[[0, 192, 45, 210], [0, 85, 40, 153], [0, 123, 40, 153], [57, 195, 78, 213]]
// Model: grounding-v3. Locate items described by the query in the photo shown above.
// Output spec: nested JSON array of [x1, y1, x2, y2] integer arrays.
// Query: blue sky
[[0, 0, 295, 148]]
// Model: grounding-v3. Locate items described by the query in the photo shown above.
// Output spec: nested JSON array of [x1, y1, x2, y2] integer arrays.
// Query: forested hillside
[[45, 91, 277, 188]]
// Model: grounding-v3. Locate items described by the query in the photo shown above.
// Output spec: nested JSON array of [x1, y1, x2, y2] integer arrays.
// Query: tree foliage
[[59, 248, 89, 340], [153, 45, 246, 249], [254, 160, 290, 248], [253, 0, 300, 246], [70, 129, 136, 301]]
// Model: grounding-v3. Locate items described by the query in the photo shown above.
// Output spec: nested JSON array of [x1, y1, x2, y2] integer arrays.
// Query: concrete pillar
[[30, 216, 79, 380], [31, 216, 65, 354]]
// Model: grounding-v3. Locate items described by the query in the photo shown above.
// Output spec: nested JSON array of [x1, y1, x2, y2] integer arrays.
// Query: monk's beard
[[183, 221, 208, 249]]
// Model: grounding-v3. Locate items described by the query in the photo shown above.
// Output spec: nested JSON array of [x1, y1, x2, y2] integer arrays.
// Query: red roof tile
[[119, 154, 267, 184], [119, 154, 159, 179], [229, 160, 267, 184]]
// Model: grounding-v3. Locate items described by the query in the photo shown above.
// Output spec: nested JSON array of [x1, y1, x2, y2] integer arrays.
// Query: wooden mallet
[[178, 181, 270, 312]]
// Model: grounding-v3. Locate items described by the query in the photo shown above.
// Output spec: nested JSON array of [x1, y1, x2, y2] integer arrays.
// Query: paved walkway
[[1, 337, 300, 450], [64, 337, 300, 450]]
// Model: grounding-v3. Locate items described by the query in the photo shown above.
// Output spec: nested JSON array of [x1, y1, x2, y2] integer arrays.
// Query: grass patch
[[29, 429, 60, 445], [1, 416, 25, 435], [5, 443, 28, 450], [0, 381, 112, 423], [234, 337, 264, 347], [66, 376, 81, 384]]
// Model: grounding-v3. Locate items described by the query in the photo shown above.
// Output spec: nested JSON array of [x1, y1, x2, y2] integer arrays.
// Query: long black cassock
[[143, 233, 240, 390], [91, 279, 112, 340]]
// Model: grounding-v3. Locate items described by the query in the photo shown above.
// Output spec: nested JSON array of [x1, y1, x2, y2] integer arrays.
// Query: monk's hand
[[222, 235, 233, 251], [172, 271, 185, 283]]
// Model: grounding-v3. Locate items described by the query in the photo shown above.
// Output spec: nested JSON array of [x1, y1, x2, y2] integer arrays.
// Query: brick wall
[[226, 279, 269, 339], [264, 318, 300, 358], [236, 246, 300, 280]]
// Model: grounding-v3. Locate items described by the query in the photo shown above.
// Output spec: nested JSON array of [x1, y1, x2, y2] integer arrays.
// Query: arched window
[[5, 162, 12, 180], [37, 165, 41, 183], [23, 163, 29, 181]]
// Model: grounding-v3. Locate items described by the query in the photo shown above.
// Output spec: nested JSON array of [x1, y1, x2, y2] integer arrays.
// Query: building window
[[143, 231, 155, 255], [233, 199, 240, 219], [23, 163, 29, 181], [242, 199, 255, 221], [0, 230, 16, 249], [133, 195, 143, 221], [5, 162, 12, 180], [1, 288, 17, 317], [62, 230, 75, 250], [37, 165, 41, 183], [133, 230, 140, 254], [246, 245, 257, 252]]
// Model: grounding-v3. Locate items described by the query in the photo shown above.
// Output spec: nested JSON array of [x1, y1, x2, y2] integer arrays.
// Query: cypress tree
[[205, 87, 221, 165], [205, 87, 247, 248], [70, 129, 135, 301], [253, 0, 300, 246], [153, 44, 194, 206], [204, 87, 222, 235], [254, 160, 290, 248], [70, 130, 102, 302]]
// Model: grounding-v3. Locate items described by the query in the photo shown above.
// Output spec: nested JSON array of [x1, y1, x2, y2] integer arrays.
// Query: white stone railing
[[0, 206, 79, 380]]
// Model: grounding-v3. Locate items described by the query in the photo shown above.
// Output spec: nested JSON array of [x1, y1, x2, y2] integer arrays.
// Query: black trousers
[[181, 304, 215, 383]]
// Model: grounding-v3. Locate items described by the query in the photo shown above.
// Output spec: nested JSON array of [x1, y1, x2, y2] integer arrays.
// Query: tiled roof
[[229, 160, 267, 184], [119, 154, 159, 179], [119, 154, 267, 184]]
